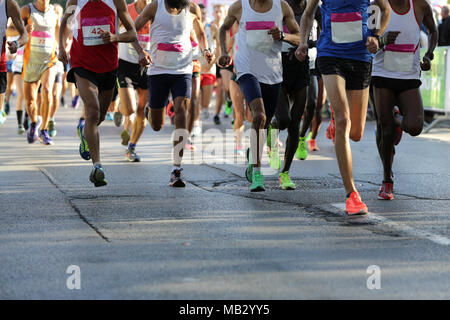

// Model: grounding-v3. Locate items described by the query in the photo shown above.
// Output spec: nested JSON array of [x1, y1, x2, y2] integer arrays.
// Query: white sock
[[93, 162, 102, 168], [172, 166, 181, 172]]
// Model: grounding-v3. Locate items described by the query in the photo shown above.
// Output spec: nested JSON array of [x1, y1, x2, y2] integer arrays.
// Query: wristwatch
[[280, 31, 285, 41]]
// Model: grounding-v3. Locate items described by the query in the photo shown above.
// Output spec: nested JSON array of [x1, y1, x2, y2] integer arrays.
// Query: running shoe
[[279, 171, 296, 190], [308, 139, 319, 152], [5, 102, 10, 115], [60, 96, 66, 108], [378, 181, 394, 200], [170, 168, 186, 187], [0, 110, 6, 125], [345, 191, 368, 216], [166, 101, 175, 118], [27, 117, 42, 144], [185, 141, 196, 150], [48, 119, 57, 137], [245, 148, 253, 183], [18, 124, 25, 135], [72, 95, 80, 109], [106, 112, 114, 121], [224, 100, 232, 117], [234, 145, 244, 156], [192, 124, 202, 137], [213, 114, 221, 125], [126, 146, 141, 162], [394, 107, 403, 146], [114, 111, 123, 127], [39, 129, 54, 145], [23, 112, 30, 131], [296, 136, 308, 160], [90, 165, 107, 187], [77, 122, 91, 161], [251, 170, 265, 192], [201, 109, 209, 119], [121, 129, 130, 146]]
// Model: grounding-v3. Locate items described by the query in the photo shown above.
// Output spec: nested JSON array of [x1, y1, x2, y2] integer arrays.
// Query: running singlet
[[372, 0, 421, 80], [71, 0, 119, 73], [318, 0, 372, 62], [22, 3, 58, 77], [118, 1, 150, 64], [148, 0, 193, 75], [0, 0, 7, 73], [235, 0, 283, 84]]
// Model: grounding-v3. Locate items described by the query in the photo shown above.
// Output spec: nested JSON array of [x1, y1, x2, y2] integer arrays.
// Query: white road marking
[[331, 203, 450, 246]]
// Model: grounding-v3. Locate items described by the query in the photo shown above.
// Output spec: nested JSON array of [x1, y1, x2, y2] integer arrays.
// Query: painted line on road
[[331, 203, 450, 246]]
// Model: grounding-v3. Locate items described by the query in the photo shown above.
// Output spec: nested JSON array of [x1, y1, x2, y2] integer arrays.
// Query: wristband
[[280, 31, 285, 41]]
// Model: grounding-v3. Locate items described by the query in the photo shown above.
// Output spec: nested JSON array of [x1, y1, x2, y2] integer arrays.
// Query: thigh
[[137, 88, 149, 110], [397, 88, 424, 127], [40, 66, 56, 93], [23, 81, 40, 102], [322, 74, 350, 119], [260, 82, 281, 123], [74, 74, 100, 114], [346, 87, 369, 133], [230, 80, 245, 117]]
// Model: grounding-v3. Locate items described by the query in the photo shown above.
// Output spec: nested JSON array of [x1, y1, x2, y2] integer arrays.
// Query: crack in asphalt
[[39, 168, 111, 243]]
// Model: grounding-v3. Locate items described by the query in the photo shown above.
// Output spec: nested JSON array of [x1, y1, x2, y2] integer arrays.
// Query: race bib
[[155, 43, 185, 68], [127, 34, 151, 59], [30, 31, 54, 54], [384, 44, 415, 72], [331, 12, 363, 44], [246, 21, 275, 53], [82, 17, 111, 46]]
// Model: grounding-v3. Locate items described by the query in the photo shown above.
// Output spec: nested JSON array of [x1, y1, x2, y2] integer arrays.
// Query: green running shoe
[[224, 100, 232, 116], [251, 170, 265, 192], [296, 136, 308, 160], [306, 131, 313, 142], [279, 172, 296, 190], [77, 122, 91, 161], [48, 119, 57, 137], [121, 129, 130, 146]]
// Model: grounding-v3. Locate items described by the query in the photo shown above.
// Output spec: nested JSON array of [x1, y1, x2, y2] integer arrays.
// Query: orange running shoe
[[378, 181, 394, 200], [308, 139, 319, 151], [345, 191, 368, 215]]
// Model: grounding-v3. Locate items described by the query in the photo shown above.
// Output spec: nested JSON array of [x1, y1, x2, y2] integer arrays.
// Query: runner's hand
[[421, 55, 431, 71], [26, 24, 33, 34], [268, 26, 283, 41], [366, 36, 379, 53], [295, 43, 308, 61], [203, 49, 214, 64], [218, 54, 232, 68], [384, 31, 401, 46], [7, 41, 18, 54], [139, 51, 152, 67], [58, 49, 69, 65], [99, 30, 118, 44]]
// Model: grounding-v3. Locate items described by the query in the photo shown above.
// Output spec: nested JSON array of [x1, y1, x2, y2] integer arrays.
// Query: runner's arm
[[132, 0, 157, 62], [58, 0, 77, 64], [421, 0, 437, 60], [7, 0, 28, 50], [54, 5, 63, 48], [110, 0, 137, 43], [372, 0, 390, 37], [279, 0, 300, 47], [219, 1, 240, 62], [211, 23, 221, 65], [295, 0, 318, 61]]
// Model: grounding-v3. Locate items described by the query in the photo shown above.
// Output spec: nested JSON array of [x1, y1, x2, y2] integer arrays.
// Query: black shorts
[[118, 59, 148, 90], [317, 56, 372, 90], [0, 72, 6, 94], [55, 72, 63, 84], [148, 74, 192, 109], [67, 67, 118, 93], [371, 76, 422, 94], [237, 73, 281, 122], [282, 52, 310, 93], [216, 63, 234, 79]]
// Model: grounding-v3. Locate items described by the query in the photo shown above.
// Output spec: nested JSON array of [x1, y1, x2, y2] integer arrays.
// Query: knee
[[334, 115, 351, 134], [404, 124, 423, 137], [151, 123, 163, 131], [252, 112, 266, 127], [349, 130, 363, 142], [41, 86, 52, 98]]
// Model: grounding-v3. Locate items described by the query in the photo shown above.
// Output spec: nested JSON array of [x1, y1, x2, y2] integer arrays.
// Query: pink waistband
[[385, 44, 415, 53]]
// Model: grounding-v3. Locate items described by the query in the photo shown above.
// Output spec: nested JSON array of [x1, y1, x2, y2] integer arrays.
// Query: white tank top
[[199, 23, 216, 74], [235, 0, 283, 84], [28, 3, 58, 63], [148, 0, 193, 75], [372, 0, 421, 80], [0, 0, 7, 62]]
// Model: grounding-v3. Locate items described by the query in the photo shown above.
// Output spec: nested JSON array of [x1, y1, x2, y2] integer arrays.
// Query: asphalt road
[[1, 94, 450, 299]]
